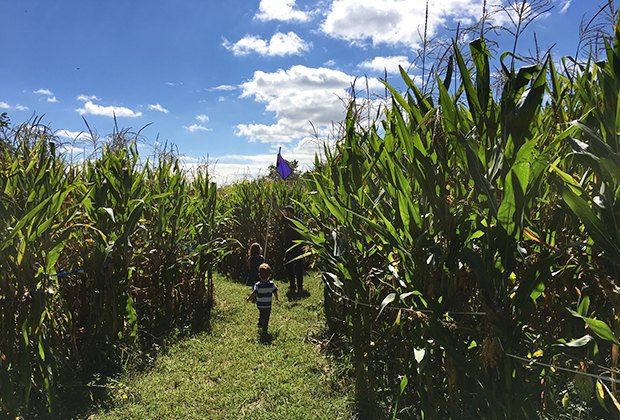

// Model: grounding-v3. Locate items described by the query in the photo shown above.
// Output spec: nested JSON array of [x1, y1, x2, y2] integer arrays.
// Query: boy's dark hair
[[258, 263, 272, 280]]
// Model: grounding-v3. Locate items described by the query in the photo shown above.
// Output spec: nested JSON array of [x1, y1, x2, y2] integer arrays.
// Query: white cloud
[[148, 103, 169, 113], [34, 88, 58, 103], [224, 32, 311, 57], [34, 88, 54, 96], [59, 145, 88, 155], [0, 101, 29, 111], [77, 94, 101, 102], [183, 114, 212, 132], [76, 101, 142, 118], [183, 123, 212, 133], [321, 0, 495, 49], [255, 0, 310, 22], [212, 84, 237, 91], [166, 81, 183, 87], [359, 55, 413, 74], [236, 65, 383, 143], [192, 153, 277, 185], [196, 114, 209, 123], [56, 129, 92, 141], [559, 1, 571, 14]]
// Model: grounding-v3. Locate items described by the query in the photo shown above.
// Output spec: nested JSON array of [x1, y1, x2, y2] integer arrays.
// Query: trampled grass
[[91, 273, 353, 419]]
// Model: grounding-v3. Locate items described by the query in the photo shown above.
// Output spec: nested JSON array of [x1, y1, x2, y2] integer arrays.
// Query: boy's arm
[[273, 290, 279, 302], [247, 291, 257, 302]]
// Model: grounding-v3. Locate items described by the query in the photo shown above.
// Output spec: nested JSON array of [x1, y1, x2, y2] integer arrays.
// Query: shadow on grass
[[285, 289, 311, 301], [259, 330, 279, 345]]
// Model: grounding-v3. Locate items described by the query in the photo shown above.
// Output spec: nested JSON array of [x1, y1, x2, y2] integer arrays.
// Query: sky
[[0, 0, 616, 183]]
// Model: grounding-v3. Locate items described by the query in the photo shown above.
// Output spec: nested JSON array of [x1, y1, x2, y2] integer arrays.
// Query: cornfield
[[0, 121, 228, 416], [296, 16, 620, 419], [2, 8, 620, 420], [217, 175, 310, 281]]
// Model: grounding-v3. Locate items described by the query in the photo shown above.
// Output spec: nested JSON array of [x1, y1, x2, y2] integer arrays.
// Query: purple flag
[[276, 149, 292, 180]]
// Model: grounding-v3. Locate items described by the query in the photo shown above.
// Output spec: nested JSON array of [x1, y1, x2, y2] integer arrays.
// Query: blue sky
[[0, 0, 615, 183]]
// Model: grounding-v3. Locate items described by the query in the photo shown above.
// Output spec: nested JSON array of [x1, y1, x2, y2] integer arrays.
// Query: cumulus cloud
[[184, 123, 212, 133], [33, 88, 59, 103], [56, 129, 92, 141], [224, 32, 311, 57], [183, 114, 212, 132], [359, 55, 413, 74], [321, 0, 504, 49], [559, 0, 571, 14], [148, 103, 169, 113], [236, 65, 383, 143], [255, 0, 310, 22], [212, 84, 237, 91], [76, 101, 142, 118], [0, 101, 29, 111], [196, 114, 209, 123], [34, 88, 54, 96], [77, 94, 101, 102]]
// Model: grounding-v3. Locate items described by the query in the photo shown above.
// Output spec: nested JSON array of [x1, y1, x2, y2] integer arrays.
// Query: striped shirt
[[253, 280, 278, 308]]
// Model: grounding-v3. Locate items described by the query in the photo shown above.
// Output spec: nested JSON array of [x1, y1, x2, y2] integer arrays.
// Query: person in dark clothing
[[282, 205, 304, 292], [246, 242, 265, 287]]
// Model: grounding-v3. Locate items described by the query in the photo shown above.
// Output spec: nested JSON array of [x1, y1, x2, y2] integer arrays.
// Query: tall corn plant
[[1, 122, 226, 416], [75, 139, 146, 373], [298, 32, 614, 417], [218, 177, 306, 280], [189, 170, 224, 326], [551, 16, 620, 410], [0, 122, 81, 414]]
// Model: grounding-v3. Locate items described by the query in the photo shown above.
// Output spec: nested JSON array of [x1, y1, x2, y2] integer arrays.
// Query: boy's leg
[[258, 307, 271, 334]]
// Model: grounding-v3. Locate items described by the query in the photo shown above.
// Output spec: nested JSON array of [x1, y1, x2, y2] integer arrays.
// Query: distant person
[[282, 205, 305, 292], [247, 263, 279, 337], [246, 242, 264, 287]]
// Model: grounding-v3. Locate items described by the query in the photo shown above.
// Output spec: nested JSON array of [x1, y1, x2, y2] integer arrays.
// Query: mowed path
[[93, 273, 352, 419]]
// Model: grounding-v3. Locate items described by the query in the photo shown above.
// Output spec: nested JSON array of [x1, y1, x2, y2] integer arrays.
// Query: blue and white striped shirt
[[253, 281, 278, 308]]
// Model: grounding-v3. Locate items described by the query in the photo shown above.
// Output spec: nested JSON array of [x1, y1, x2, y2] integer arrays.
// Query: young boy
[[246, 263, 279, 336]]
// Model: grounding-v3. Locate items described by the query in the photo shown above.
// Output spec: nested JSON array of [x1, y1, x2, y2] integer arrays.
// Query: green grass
[[91, 273, 353, 419]]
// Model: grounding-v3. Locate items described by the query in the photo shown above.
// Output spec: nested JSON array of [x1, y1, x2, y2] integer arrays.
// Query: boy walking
[[247, 263, 279, 336]]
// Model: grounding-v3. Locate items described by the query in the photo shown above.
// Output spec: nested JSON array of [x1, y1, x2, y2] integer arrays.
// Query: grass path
[[93, 273, 353, 419]]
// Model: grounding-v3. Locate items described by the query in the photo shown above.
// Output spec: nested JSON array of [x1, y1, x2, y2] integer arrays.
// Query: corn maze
[[2, 14, 620, 420]]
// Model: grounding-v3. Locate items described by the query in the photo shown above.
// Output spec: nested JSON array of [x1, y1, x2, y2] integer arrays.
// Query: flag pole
[[264, 181, 274, 262], [264, 147, 281, 261]]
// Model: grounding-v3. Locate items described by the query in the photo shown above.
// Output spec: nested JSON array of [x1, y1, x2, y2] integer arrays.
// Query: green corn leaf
[[38, 340, 46, 362], [399, 374, 409, 394], [378, 293, 396, 318], [577, 296, 590, 317], [454, 40, 481, 121], [98, 207, 115, 223], [497, 139, 535, 237], [562, 188, 620, 260], [553, 335, 594, 348], [568, 309, 620, 345]]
